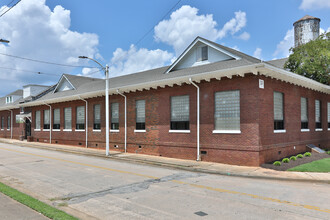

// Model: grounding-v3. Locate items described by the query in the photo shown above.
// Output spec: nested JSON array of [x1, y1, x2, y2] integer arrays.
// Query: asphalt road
[[0, 143, 329, 220]]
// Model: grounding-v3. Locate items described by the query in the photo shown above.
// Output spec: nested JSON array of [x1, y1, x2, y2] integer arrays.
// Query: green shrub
[[282, 158, 290, 163], [290, 156, 297, 161], [304, 152, 311, 157], [297, 154, 304, 158], [273, 161, 281, 166], [326, 151, 330, 155]]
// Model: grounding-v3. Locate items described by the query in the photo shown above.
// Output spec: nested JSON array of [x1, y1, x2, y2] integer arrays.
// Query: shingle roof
[[266, 58, 288, 69], [7, 89, 23, 97]]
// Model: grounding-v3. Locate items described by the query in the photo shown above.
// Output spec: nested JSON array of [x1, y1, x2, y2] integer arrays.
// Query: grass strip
[[288, 158, 330, 172], [0, 182, 78, 220]]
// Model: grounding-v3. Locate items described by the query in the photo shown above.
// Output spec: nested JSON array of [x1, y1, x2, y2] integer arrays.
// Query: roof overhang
[[5, 63, 330, 109]]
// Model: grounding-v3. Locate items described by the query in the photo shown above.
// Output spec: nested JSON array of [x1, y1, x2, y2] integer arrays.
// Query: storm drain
[[194, 211, 208, 217]]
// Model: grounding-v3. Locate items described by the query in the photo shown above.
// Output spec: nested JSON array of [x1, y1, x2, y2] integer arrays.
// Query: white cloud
[[154, 5, 248, 55], [236, 32, 250, 41], [0, 0, 99, 96], [299, 0, 330, 10], [273, 29, 294, 58], [109, 45, 173, 77], [253, 48, 262, 59]]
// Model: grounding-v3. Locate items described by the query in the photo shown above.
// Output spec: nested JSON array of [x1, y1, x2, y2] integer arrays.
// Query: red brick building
[[0, 37, 329, 166]]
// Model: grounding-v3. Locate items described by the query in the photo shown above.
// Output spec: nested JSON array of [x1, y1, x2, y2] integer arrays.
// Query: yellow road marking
[[1, 146, 329, 214]]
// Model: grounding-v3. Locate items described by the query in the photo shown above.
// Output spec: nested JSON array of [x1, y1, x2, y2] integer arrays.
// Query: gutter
[[78, 96, 88, 148], [189, 78, 200, 161], [43, 102, 52, 144], [116, 89, 127, 153]]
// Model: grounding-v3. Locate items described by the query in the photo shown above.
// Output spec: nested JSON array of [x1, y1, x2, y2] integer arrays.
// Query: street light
[[78, 56, 110, 156], [0, 39, 10, 43]]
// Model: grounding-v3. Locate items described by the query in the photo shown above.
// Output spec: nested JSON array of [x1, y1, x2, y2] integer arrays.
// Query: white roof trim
[[165, 37, 241, 74], [8, 63, 330, 109], [53, 75, 76, 93]]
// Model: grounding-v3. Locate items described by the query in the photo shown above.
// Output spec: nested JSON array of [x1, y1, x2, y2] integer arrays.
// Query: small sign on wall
[[259, 79, 264, 89]]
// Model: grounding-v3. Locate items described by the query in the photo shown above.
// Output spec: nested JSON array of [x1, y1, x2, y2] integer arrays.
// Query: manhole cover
[[194, 211, 208, 216]]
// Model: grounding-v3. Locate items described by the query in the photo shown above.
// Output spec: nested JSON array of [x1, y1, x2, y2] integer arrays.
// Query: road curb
[[0, 140, 329, 184]]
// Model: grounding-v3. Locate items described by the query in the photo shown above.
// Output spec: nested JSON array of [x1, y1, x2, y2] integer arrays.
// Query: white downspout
[[189, 78, 200, 161], [44, 102, 52, 144], [78, 96, 88, 148], [7, 110, 13, 139], [116, 89, 127, 153]]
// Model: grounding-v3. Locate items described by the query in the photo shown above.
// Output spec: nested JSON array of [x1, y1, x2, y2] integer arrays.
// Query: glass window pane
[[64, 107, 71, 129], [136, 100, 145, 123], [274, 92, 284, 120], [111, 103, 119, 123], [214, 90, 240, 130], [76, 106, 85, 124], [53, 109, 60, 124], [315, 100, 320, 123], [94, 104, 101, 124], [44, 109, 50, 125], [171, 95, 189, 122], [35, 111, 40, 129], [301, 97, 308, 122]]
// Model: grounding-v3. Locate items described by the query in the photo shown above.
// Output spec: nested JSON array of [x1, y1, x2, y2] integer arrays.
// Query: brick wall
[[0, 74, 328, 166]]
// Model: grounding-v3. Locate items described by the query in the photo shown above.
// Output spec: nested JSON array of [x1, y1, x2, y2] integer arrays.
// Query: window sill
[[63, 129, 72, 132], [6, 129, 10, 131], [43, 129, 50, 132], [34, 129, 41, 131], [274, 129, 286, 133], [169, 130, 190, 133], [213, 130, 241, 134], [53, 129, 61, 132], [315, 128, 323, 131], [93, 129, 101, 132], [1, 129, 4, 131], [134, 129, 146, 133], [110, 129, 119, 133], [301, 129, 310, 132], [328, 128, 330, 131], [75, 129, 85, 132]]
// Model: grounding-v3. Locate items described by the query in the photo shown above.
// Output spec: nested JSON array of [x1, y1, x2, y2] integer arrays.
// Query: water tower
[[293, 15, 320, 47]]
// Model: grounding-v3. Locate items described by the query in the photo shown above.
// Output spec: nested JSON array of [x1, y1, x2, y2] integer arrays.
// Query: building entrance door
[[25, 118, 31, 139]]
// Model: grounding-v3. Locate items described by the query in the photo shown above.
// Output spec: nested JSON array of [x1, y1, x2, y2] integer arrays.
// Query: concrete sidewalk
[[0, 138, 329, 184]]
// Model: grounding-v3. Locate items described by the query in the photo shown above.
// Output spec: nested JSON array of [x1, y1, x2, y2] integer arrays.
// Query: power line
[[0, 52, 99, 68], [0, 0, 22, 18], [0, 0, 17, 14], [0, 66, 63, 76], [133, 0, 182, 47]]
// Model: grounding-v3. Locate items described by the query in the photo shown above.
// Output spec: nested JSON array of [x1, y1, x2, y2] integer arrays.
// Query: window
[[43, 109, 50, 129], [64, 107, 72, 130], [274, 92, 284, 130], [35, 111, 41, 130], [301, 97, 308, 129], [94, 104, 101, 130], [315, 100, 321, 129], [76, 106, 85, 130], [197, 46, 208, 62], [214, 90, 240, 131], [5, 96, 13, 104], [53, 108, 60, 129], [136, 100, 145, 130], [171, 95, 189, 130], [7, 116, 10, 129], [1, 117, 4, 129], [328, 102, 330, 129], [111, 103, 119, 130]]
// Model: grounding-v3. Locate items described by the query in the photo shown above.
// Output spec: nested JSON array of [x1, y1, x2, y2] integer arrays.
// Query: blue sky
[[0, 0, 329, 96]]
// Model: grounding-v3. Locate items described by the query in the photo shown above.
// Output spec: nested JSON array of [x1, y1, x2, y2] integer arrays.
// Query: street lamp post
[[78, 56, 110, 156]]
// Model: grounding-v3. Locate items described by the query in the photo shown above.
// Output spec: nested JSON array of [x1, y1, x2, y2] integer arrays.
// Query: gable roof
[[266, 58, 288, 69], [165, 36, 258, 74]]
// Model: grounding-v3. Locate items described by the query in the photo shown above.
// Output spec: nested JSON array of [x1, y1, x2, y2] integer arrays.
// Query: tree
[[284, 32, 330, 85]]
